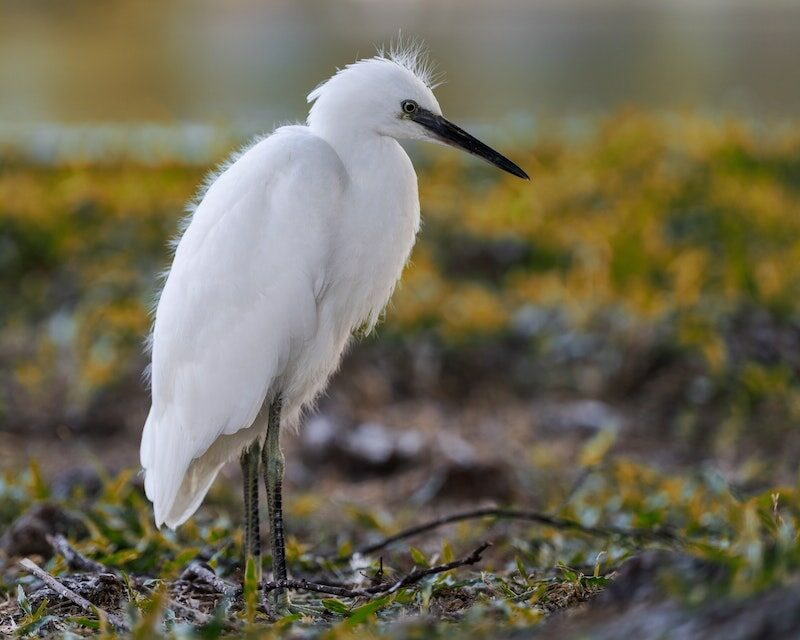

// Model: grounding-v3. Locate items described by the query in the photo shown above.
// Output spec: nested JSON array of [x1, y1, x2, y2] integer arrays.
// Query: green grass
[[2, 455, 800, 637]]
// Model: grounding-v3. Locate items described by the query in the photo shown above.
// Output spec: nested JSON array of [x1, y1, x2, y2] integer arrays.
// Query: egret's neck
[[308, 120, 404, 178]]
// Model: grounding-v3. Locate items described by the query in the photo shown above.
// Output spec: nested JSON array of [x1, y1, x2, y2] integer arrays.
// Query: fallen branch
[[47, 535, 227, 628], [180, 563, 241, 598], [264, 541, 490, 599], [18, 558, 128, 631], [336, 507, 680, 562], [47, 534, 107, 573]]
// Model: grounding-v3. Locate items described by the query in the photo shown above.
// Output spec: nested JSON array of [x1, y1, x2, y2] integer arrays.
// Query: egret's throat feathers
[[141, 46, 527, 531], [307, 52, 528, 179]]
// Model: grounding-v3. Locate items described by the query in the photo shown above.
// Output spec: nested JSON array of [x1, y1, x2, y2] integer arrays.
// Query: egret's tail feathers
[[141, 410, 266, 529], [142, 434, 223, 529], [158, 461, 224, 529], [141, 410, 202, 528]]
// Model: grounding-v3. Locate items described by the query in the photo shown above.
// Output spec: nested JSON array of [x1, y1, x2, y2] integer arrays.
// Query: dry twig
[[180, 563, 242, 598], [336, 507, 680, 562], [264, 541, 490, 599], [45, 537, 237, 629], [47, 534, 106, 573], [18, 558, 129, 631]]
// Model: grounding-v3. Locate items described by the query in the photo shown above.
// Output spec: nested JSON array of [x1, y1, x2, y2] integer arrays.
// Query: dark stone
[[412, 461, 518, 505], [534, 550, 800, 640], [50, 468, 103, 500], [300, 415, 425, 479], [0, 503, 86, 558]]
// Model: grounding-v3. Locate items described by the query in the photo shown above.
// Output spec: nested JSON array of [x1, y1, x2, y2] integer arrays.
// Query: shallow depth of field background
[[2, 1, 800, 637]]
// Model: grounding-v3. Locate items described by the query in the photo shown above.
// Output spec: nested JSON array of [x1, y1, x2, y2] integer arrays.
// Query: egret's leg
[[262, 396, 289, 610], [239, 440, 262, 581]]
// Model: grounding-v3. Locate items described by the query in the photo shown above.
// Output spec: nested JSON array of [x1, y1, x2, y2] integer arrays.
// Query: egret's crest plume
[[307, 38, 442, 105], [380, 36, 443, 90]]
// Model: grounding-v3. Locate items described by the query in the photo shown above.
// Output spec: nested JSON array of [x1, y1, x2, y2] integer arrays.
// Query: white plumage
[[142, 56, 430, 528], [140, 46, 527, 530]]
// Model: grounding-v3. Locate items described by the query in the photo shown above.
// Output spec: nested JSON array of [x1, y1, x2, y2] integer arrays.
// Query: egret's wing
[[140, 127, 346, 527]]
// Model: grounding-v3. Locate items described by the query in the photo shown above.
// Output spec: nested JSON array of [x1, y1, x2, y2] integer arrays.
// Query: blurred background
[[2, 0, 800, 522]]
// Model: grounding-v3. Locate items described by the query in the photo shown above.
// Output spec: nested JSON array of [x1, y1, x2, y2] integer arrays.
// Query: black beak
[[410, 108, 529, 180]]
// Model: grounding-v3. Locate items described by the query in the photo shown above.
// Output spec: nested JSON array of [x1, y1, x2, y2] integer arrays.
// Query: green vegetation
[[2, 454, 799, 637]]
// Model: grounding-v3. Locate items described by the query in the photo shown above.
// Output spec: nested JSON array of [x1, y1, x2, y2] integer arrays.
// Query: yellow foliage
[[2, 112, 800, 398]]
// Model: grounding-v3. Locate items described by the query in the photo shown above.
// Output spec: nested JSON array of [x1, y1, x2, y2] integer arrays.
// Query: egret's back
[[141, 126, 347, 527]]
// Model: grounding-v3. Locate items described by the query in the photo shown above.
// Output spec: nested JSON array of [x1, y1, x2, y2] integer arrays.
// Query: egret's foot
[[274, 596, 291, 617], [262, 586, 292, 618]]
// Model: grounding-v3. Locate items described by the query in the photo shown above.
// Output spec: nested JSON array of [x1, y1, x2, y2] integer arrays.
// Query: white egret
[[140, 45, 528, 608]]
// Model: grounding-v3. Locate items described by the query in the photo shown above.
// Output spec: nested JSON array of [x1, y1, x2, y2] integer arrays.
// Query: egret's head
[[307, 45, 529, 180]]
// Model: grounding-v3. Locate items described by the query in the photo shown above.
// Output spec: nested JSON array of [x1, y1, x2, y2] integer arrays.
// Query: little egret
[[140, 45, 528, 607]]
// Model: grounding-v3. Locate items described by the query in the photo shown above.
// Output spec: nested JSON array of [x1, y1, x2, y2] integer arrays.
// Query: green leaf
[[410, 547, 429, 568], [345, 596, 390, 627], [162, 547, 201, 576], [27, 459, 49, 500], [337, 540, 353, 559], [65, 616, 101, 630], [243, 556, 259, 625], [99, 549, 141, 567], [274, 612, 302, 628], [593, 551, 606, 578], [102, 469, 136, 502], [31, 598, 49, 621], [441, 539, 454, 564], [347, 506, 386, 532], [420, 581, 434, 609], [322, 598, 350, 615], [584, 575, 611, 588], [16, 584, 31, 616], [131, 583, 168, 640], [557, 563, 580, 583], [515, 556, 530, 586], [579, 428, 617, 467], [196, 599, 233, 639], [16, 614, 57, 636], [393, 589, 416, 605]]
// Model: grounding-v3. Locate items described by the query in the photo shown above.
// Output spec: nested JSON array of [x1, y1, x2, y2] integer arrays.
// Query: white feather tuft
[[307, 35, 443, 106], [377, 34, 444, 90]]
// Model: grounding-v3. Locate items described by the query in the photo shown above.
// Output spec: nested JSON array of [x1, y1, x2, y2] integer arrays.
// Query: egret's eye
[[401, 100, 419, 115]]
